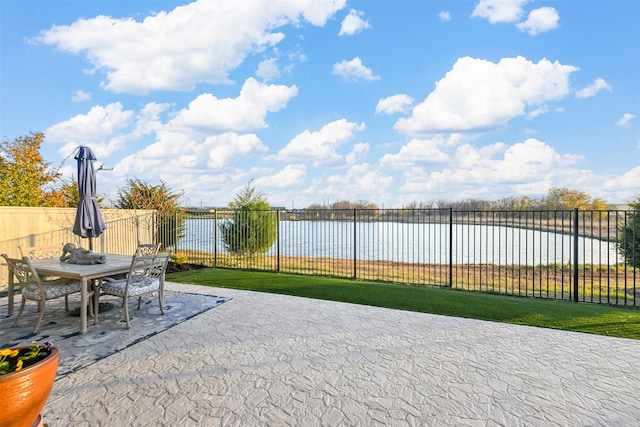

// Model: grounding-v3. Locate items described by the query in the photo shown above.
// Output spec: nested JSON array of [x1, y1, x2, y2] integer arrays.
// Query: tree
[[436, 198, 449, 209], [220, 181, 277, 255], [0, 133, 67, 206], [493, 196, 537, 210], [543, 188, 592, 210], [114, 179, 184, 250], [331, 200, 356, 210], [618, 196, 640, 269], [55, 179, 84, 208], [305, 203, 327, 211], [590, 198, 608, 211]]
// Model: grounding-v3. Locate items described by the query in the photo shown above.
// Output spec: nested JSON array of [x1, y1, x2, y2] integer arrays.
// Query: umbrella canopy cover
[[73, 146, 107, 239]]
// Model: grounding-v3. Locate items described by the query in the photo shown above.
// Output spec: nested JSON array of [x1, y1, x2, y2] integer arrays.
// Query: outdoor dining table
[[27, 254, 133, 334]]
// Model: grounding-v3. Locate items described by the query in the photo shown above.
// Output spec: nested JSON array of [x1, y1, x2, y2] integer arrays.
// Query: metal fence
[[161, 208, 639, 307]]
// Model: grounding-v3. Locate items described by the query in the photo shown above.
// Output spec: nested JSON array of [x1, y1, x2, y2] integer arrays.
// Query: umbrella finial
[[74, 146, 97, 161]]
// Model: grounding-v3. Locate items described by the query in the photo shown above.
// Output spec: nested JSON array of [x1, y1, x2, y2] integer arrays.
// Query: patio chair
[[101, 243, 163, 287], [99, 253, 170, 329], [19, 244, 71, 310], [135, 242, 161, 256], [1, 254, 84, 333]]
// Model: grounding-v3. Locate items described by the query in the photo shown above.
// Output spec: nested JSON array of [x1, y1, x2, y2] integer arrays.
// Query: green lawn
[[167, 268, 640, 340]]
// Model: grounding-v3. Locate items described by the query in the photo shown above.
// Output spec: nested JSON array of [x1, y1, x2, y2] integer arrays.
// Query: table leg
[[80, 279, 88, 334], [93, 280, 100, 326]]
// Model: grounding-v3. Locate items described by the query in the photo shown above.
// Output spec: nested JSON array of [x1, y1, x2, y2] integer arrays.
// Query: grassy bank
[[167, 268, 640, 340], [173, 251, 638, 306]]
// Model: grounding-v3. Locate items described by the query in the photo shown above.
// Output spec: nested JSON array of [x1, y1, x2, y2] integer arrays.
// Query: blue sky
[[1, 0, 638, 208]]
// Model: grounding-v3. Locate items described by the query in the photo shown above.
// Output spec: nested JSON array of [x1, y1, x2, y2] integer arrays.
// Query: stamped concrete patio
[[41, 282, 640, 426]]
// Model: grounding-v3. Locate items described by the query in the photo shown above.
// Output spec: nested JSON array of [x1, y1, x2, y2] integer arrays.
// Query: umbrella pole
[[87, 236, 100, 314]]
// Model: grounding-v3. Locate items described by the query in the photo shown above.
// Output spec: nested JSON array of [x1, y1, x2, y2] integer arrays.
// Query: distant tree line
[[302, 188, 610, 213], [304, 200, 380, 220]]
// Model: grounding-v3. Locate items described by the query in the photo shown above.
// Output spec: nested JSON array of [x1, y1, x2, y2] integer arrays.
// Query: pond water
[[177, 219, 621, 266]]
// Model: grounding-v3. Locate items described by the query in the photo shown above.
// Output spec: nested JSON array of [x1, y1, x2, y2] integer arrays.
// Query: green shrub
[[618, 196, 640, 269], [219, 181, 277, 256]]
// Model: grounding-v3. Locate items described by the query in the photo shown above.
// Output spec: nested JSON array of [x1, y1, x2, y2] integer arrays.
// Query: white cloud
[[37, 0, 346, 94], [320, 164, 394, 200], [71, 90, 91, 102], [339, 9, 371, 35], [46, 103, 134, 156], [395, 56, 578, 134], [127, 80, 286, 177], [132, 102, 171, 138], [82, 80, 294, 182], [602, 166, 640, 200], [113, 145, 178, 180], [616, 113, 636, 127], [575, 78, 612, 99], [47, 102, 171, 185], [497, 138, 582, 179], [113, 131, 267, 181], [399, 138, 583, 197], [256, 59, 281, 82], [453, 142, 506, 170], [379, 135, 451, 168], [345, 142, 369, 165], [169, 78, 298, 132], [255, 164, 307, 189], [526, 105, 550, 120], [516, 7, 559, 35], [438, 11, 451, 22], [332, 57, 380, 81], [472, 1, 558, 35], [170, 172, 242, 207], [375, 94, 414, 115], [276, 119, 365, 166], [471, 0, 528, 24], [205, 133, 267, 169]]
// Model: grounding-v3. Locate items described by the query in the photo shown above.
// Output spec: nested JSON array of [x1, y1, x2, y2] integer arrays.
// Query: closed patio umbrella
[[72, 146, 106, 250]]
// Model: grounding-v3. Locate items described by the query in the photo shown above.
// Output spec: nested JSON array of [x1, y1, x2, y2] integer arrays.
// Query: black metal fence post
[[214, 210, 218, 267], [353, 208, 357, 279], [573, 208, 579, 302], [449, 207, 453, 287], [277, 210, 281, 272]]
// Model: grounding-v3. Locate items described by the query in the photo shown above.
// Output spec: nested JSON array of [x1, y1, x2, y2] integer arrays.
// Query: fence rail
[[161, 208, 639, 307]]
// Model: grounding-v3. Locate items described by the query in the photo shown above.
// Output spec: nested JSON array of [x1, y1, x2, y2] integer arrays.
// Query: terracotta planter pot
[[0, 345, 59, 427]]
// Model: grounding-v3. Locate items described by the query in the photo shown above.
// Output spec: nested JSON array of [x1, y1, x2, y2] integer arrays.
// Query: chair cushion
[[101, 276, 160, 298], [22, 279, 82, 301]]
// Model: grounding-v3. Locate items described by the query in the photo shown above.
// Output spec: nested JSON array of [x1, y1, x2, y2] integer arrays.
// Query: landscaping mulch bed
[[166, 262, 207, 274]]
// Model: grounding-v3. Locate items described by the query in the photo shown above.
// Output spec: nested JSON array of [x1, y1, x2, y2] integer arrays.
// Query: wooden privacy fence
[[0, 207, 156, 291]]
